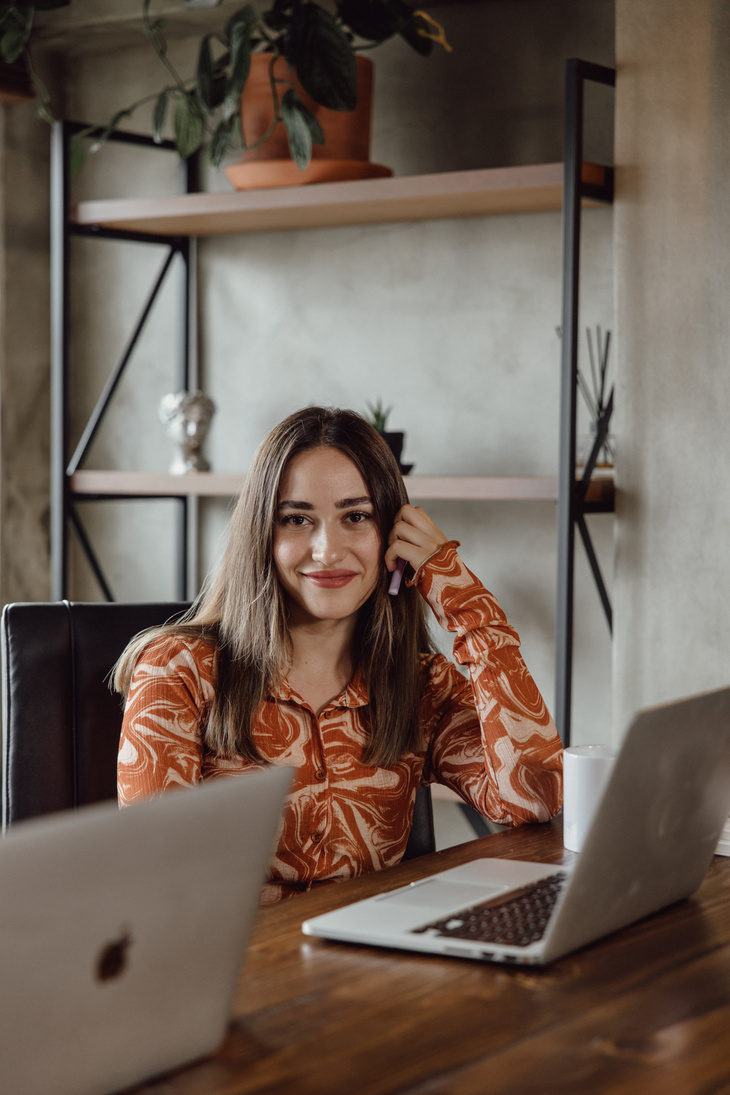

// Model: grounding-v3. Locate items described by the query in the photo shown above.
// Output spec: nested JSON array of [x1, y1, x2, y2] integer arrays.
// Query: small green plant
[[366, 399, 392, 432]]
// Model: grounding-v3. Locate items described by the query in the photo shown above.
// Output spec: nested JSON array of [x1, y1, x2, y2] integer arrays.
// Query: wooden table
[[134, 820, 730, 1094]]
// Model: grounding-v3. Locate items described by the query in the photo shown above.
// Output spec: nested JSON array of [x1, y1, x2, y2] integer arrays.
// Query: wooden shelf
[[70, 471, 245, 498], [69, 470, 614, 507], [72, 162, 609, 239]]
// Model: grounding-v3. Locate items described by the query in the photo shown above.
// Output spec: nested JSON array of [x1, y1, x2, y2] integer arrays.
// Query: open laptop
[[303, 686, 730, 966], [0, 765, 291, 1095]]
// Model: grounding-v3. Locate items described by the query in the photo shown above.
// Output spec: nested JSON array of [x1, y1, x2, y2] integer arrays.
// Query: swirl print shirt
[[118, 542, 563, 903]]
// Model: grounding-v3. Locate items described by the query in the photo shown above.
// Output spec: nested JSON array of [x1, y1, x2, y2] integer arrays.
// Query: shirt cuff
[[406, 540, 461, 588]]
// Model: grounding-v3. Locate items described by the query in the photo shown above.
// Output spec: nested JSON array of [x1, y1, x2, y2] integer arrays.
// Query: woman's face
[[273, 446, 383, 628]]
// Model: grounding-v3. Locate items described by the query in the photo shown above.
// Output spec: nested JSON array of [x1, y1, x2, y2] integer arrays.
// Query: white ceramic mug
[[563, 745, 618, 853]]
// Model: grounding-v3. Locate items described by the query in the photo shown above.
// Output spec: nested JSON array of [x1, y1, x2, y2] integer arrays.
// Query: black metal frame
[[556, 59, 616, 745], [50, 121, 197, 602]]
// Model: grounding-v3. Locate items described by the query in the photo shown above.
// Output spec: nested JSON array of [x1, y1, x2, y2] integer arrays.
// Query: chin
[[294, 591, 372, 625]]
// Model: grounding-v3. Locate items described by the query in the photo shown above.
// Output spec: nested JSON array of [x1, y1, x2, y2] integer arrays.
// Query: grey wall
[[613, 0, 730, 734], [1, 0, 616, 744], [0, 105, 51, 604]]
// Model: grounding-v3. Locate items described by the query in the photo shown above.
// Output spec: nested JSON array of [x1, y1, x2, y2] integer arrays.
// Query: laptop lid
[[543, 685, 730, 961], [0, 766, 291, 1095], [303, 686, 730, 965]]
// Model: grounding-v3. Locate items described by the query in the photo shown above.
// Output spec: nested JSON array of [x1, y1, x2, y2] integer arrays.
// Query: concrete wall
[[613, 0, 730, 734], [1, 0, 615, 743], [0, 104, 52, 604]]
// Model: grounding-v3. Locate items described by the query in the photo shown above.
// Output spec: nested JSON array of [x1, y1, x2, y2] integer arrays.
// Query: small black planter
[[379, 431, 412, 475]]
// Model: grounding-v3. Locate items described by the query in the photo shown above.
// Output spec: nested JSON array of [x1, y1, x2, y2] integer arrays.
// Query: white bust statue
[[158, 390, 216, 475]]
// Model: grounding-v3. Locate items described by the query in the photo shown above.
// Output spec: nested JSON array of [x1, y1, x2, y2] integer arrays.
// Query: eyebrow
[[337, 496, 372, 509], [277, 496, 373, 511]]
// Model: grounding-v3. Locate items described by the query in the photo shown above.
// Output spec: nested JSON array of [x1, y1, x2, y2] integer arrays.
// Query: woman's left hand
[[384, 504, 449, 575]]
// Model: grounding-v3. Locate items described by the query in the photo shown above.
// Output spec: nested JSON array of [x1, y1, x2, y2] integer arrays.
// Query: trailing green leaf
[[225, 4, 258, 44], [143, 15, 168, 58], [35, 100, 53, 123], [0, 5, 32, 65], [223, 9, 255, 118], [208, 71, 227, 110], [152, 89, 169, 144], [69, 132, 88, 178], [281, 87, 324, 169], [0, 25, 30, 63], [286, 4, 357, 111], [291, 88, 324, 144], [208, 114, 238, 167], [196, 34, 215, 109], [89, 107, 134, 152], [173, 92, 206, 159]]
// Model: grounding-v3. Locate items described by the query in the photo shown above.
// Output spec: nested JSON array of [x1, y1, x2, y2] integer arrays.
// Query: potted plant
[[2, 1, 450, 186], [0, 0, 68, 112], [366, 399, 412, 474], [142, 0, 451, 189]]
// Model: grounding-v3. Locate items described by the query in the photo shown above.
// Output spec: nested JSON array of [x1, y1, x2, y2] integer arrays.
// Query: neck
[[285, 614, 358, 714], [288, 614, 356, 674]]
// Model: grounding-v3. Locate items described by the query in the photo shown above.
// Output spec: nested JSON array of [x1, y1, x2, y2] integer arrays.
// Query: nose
[[311, 520, 346, 565]]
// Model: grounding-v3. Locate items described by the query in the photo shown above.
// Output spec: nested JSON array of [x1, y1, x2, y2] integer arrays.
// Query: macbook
[[303, 687, 730, 965], [0, 765, 291, 1095]]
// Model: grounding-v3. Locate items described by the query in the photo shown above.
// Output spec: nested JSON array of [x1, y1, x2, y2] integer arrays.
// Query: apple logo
[[95, 929, 133, 983]]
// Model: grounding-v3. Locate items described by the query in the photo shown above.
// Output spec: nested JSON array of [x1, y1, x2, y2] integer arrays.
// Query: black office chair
[[1, 601, 189, 827], [1, 600, 435, 856]]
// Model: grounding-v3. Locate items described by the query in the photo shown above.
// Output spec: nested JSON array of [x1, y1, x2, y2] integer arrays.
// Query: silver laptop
[[303, 687, 730, 966], [0, 765, 291, 1095]]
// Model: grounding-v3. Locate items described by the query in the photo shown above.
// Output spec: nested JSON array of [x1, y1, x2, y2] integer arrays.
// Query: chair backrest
[[0, 600, 435, 856], [1, 601, 188, 829]]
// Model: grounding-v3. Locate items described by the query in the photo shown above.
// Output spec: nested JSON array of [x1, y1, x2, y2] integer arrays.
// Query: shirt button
[[314, 769, 326, 782], [311, 831, 323, 844]]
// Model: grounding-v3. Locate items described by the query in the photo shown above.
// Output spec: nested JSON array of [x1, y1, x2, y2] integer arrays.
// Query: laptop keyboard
[[411, 872, 568, 948]]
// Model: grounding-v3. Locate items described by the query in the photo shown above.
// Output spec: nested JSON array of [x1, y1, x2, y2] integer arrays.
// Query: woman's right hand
[[384, 504, 449, 575]]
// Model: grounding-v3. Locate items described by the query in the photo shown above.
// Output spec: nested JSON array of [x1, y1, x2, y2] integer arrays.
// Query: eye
[[279, 513, 309, 527], [344, 510, 373, 525]]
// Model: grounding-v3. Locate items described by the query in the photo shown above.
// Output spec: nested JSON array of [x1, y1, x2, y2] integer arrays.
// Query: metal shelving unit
[[50, 122, 198, 602], [50, 59, 615, 743]]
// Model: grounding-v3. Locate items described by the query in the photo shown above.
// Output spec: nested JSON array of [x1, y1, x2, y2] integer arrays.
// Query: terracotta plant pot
[[0, 60, 34, 105], [225, 54, 392, 191]]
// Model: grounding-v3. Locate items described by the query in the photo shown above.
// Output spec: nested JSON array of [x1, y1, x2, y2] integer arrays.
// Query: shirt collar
[[270, 665, 369, 709]]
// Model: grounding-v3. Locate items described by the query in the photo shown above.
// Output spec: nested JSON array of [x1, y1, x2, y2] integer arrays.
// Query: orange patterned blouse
[[117, 542, 562, 903]]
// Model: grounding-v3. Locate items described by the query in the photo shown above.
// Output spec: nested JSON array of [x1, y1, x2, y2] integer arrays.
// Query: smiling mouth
[[304, 571, 357, 588]]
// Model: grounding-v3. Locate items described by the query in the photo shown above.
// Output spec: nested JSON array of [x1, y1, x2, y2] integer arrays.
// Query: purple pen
[[388, 558, 406, 596]]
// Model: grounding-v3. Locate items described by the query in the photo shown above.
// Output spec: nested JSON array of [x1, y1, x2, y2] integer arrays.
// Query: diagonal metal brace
[[577, 386, 614, 504], [68, 506, 115, 602], [66, 244, 181, 474], [576, 512, 612, 632]]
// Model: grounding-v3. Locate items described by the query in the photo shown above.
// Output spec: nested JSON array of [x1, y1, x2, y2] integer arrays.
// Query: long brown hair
[[114, 406, 434, 766]]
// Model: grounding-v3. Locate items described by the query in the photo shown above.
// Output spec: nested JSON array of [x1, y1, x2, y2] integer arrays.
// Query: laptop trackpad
[[376, 878, 506, 914]]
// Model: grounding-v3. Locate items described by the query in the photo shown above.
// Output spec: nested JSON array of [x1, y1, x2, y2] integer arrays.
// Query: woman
[[116, 406, 562, 903]]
